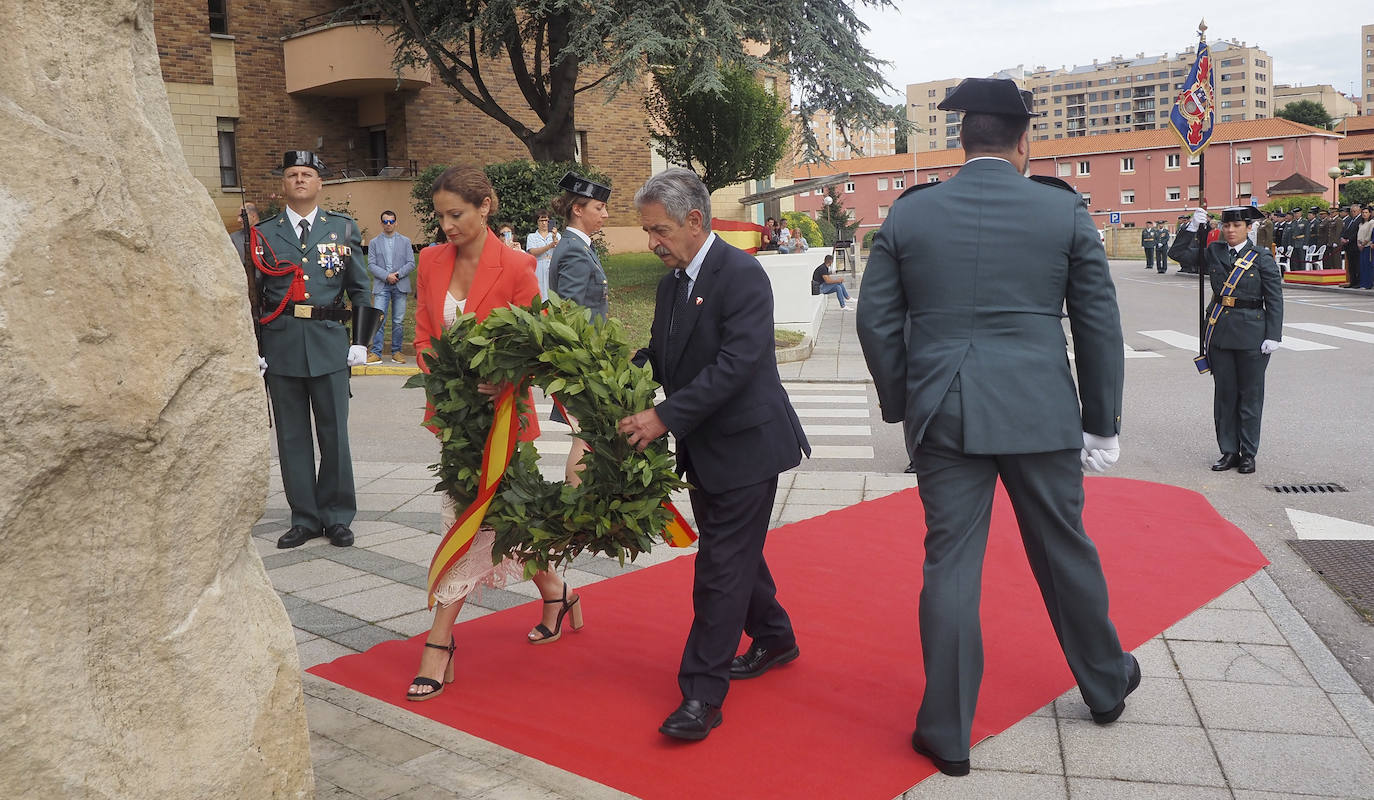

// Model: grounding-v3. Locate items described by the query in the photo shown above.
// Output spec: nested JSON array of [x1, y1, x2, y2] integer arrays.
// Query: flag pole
[[1196, 150, 1206, 351]]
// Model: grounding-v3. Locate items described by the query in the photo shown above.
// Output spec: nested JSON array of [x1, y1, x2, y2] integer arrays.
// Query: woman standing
[[524, 209, 560, 301], [407, 167, 585, 701], [1357, 206, 1374, 289]]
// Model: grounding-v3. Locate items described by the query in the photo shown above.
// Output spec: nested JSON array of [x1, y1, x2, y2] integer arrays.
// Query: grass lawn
[[380, 250, 793, 356]]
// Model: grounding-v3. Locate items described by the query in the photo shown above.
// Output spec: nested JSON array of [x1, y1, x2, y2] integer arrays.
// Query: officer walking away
[[1154, 221, 1171, 273], [1168, 206, 1282, 474], [1140, 222, 1156, 270], [856, 77, 1137, 777], [256, 151, 373, 547]]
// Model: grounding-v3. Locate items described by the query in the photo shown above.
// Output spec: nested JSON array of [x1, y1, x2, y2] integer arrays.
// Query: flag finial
[[1198, 19, 1207, 36]]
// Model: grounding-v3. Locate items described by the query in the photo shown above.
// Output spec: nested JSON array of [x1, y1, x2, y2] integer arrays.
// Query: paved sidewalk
[[266, 294, 1374, 799]]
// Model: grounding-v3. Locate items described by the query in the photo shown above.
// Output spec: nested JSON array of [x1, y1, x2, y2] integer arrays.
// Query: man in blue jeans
[[367, 210, 415, 363], [812, 254, 851, 308]]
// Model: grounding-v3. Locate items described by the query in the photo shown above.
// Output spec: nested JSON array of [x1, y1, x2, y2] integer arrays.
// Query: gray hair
[[634, 168, 712, 230]]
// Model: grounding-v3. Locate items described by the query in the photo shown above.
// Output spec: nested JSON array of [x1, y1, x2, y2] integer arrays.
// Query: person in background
[[366, 210, 415, 364], [1154, 221, 1170, 274], [498, 223, 518, 249], [811, 254, 851, 309], [524, 209, 560, 301], [759, 217, 780, 251], [1140, 222, 1156, 270], [1357, 207, 1374, 289]]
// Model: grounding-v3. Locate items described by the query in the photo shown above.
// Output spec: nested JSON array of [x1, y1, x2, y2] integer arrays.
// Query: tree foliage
[[1275, 100, 1332, 129], [1340, 178, 1374, 208], [817, 185, 859, 244], [782, 211, 824, 248], [646, 65, 790, 194], [1260, 195, 1329, 214], [409, 160, 612, 243], [892, 102, 909, 154], [355, 0, 896, 162]]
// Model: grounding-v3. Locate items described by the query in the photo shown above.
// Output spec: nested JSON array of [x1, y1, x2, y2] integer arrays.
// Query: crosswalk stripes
[[1284, 322, 1374, 345], [1138, 328, 1338, 352]]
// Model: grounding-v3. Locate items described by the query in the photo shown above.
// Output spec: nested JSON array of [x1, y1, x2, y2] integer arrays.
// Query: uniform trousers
[[1208, 347, 1269, 457], [1143, 246, 1154, 269], [1156, 245, 1169, 272], [912, 384, 1131, 759], [679, 475, 794, 707], [266, 369, 356, 532]]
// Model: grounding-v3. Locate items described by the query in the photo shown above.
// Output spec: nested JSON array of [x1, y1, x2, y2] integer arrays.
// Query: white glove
[[1080, 432, 1121, 473], [346, 345, 369, 367], [257, 356, 268, 378], [1260, 339, 1279, 355], [1248, 221, 1260, 244], [1185, 208, 1207, 232]]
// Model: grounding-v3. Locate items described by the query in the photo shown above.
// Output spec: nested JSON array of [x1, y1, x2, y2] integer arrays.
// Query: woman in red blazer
[[405, 167, 585, 703]]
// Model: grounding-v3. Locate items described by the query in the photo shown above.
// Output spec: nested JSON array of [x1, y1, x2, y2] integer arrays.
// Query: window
[[844, 181, 855, 193], [764, 76, 777, 95], [1077, 161, 1091, 176], [927, 175, 940, 183], [878, 205, 890, 219], [209, 0, 228, 34], [1237, 181, 1252, 196], [1121, 190, 1135, 204], [1188, 185, 1200, 200], [574, 130, 589, 165], [1080, 192, 1091, 206], [1057, 162, 1071, 177], [894, 176, 905, 189], [1267, 145, 1283, 161], [1188, 153, 1201, 167], [1220, 115, 1231, 122], [928, 89, 936, 97], [216, 119, 238, 188], [1166, 153, 1181, 169], [877, 177, 888, 191], [1236, 147, 1251, 164], [1121, 157, 1135, 172]]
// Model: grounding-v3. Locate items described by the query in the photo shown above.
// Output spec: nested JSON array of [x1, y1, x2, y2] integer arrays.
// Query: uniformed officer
[[255, 150, 372, 547], [1285, 208, 1310, 268], [1168, 206, 1283, 474], [1140, 221, 1156, 269], [1322, 207, 1342, 269], [548, 171, 611, 319], [1256, 212, 1275, 256], [1154, 221, 1171, 273], [857, 77, 1136, 777]]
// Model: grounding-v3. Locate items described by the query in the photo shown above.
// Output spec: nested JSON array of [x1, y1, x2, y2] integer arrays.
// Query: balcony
[[283, 21, 430, 97]]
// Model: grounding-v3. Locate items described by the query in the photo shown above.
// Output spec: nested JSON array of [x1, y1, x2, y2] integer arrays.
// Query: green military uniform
[[1168, 211, 1283, 469], [1140, 224, 1156, 269], [1154, 223, 1171, 273], [1284, 212, 1310, 268], [256, 203, 369, 537]]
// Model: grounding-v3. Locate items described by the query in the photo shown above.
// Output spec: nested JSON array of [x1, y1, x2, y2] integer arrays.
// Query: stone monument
[[0, 2, 312, 797]]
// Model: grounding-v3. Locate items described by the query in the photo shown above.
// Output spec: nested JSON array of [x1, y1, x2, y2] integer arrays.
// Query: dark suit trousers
[[1209, 347, 1269, 457], [912, 386, 1131, 759], [1156, 245, 1169, 271], [680, 476, 794, 707], [266, 370, 357, 532]]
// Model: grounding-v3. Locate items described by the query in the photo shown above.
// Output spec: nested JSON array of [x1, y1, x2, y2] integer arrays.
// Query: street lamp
[[1327, 165, 1343, 206]]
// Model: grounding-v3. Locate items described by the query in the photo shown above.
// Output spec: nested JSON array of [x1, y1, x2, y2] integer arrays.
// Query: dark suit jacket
[[638, 236, 809, 494]]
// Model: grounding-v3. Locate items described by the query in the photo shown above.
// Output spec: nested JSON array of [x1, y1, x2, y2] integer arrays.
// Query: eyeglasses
[[381, 219, 396, 225]]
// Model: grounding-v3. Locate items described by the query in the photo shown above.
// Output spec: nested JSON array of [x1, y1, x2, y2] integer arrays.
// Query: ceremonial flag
[[1169, 30, 1215, 156]]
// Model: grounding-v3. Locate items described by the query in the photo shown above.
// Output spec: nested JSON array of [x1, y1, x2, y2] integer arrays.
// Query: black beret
[[938, 78, 1035, 118]]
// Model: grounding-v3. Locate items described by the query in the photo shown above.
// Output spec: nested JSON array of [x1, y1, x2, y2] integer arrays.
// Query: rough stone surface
[[0, 2, 311, 797]]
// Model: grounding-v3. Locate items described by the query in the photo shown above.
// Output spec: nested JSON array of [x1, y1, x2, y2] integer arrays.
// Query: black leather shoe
[[730, 643, 800, 679], [277, 525, 321, 549], [911, 732, 970, 777], [658, 699, 722, 741], [325, 523, 354, 547], [1211, 453, 1240, 471], [1091, 654, 1141, 724], [1237, 455, 1256, 474], [904, 462, 917, 474]]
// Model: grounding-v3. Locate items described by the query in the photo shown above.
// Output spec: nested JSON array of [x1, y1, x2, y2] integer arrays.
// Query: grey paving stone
[[355, 492, 417, 513], [1185, 680, 1352, 736], [792, 471, 865, 490], [328, 624, 407, 653], [1203, 582, 1262, 611], [1166, 641, 1317, 687], [294, 574, 395, 603], [380, 563, 430, 589], [398, 750, 518, 797], [297, 637, 358, 669], [378, 510, 442, 529], [1065, 778, 1231, 799], [269, 559, 369, 593], [354, 461, 411, 479], [314, 751, 428, 800], [321, 546, 415, 574], [352, 527, 429, 549], [1331, 692, 1374, 750], [319, 582, 430, 622], [277, 592, 307, 611], [1209, 730, 1374, 797], [293, 627, 317, 644], [369, 533, 443, 566], [287, 601, 366, 638], [387, 462, 439, 480], [394, 493, 444, 515], [326, 719, 438, 767], [776, 505, 833, 524], [1163, 608, 1286, 646], [1059, 720, 1225, 786], [863, 473, 921, 491], [786, 487, 866, 505], [1248, 570, 1365, 696], [253, 518, 290, 536], [314, 779, 364, 799], [467, 586, 537, 612], [561, 556, 637, 578], [305, 695, 372, 740], [390, 786, 461, 800], [377, 609, 436, 637], [1055, 676, 1199, 727], [969, 715, 1062, 774], [358, 477, 439, 495], [309, 732, 358, 767], [347, 519, 409, 536], [900, 770, 1067, 799], [1131, 638, 1177, 679], [472, 782, 567, 800], [261, 547, 324, 570]]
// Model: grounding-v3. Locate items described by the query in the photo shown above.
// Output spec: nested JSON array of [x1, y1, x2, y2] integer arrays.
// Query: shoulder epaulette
[[323, 209, 356, 221], [897, 181, 942, 200], [1029, 175, 1075, 192]]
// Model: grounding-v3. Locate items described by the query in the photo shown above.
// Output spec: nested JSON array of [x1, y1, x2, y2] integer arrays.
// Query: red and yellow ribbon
[[427, 386, 697, 608]]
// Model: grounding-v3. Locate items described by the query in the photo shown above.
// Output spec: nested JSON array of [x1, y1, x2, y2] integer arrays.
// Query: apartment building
[[1363, 24, 1374, 115], [793, 118, 1340, 239], [1273, 84, 1358, 120], [906, 41, 1273, 154], [805, 108, 897, 161]]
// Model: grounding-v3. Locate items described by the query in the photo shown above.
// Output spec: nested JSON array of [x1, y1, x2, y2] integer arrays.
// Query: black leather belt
[[1211, 296, 1262, 309], [286, 303, 351, 321]]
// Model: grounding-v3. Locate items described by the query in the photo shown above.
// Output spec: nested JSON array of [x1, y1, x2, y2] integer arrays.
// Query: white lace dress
[[431, 291, 524, 608]]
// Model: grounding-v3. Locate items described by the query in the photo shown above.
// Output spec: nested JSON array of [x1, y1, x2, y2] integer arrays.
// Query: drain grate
[[1266, 483, 1348, 494]]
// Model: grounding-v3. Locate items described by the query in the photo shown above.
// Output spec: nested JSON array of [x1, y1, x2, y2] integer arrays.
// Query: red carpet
[[310, 478, 1267, 799]]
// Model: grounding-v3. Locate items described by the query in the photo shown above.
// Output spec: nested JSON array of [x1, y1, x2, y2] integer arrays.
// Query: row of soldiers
[[1255, 203, 1365, 273]]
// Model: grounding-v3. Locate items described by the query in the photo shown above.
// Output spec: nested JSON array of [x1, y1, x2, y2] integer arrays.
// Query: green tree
[[892, 102, 909, 154], [1275, 100, 1332, 129], [409, 160, 612, 243], [817, 185, 858, 244], [356, 0, 896, 162], [1340, 178, 1374, 208], [645, 65, 790, 194], [1260, 195, 1329, 214]]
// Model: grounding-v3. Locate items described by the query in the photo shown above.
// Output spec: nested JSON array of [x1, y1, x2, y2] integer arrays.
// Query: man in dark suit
[[1154, 221, 1171, 273], [1140, 222, 1156, 270], [856, 78, 1137, 777], [1342, 204, 1363, 287], [619, 168, 811, 742]]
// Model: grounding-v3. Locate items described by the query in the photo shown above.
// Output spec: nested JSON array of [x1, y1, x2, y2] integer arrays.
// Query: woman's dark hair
[[534, 208, 552, 222], [432, 165, 499, 217], [551, 192, 593, 224]]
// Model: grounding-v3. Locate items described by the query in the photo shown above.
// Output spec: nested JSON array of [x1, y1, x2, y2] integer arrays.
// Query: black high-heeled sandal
[[528, 584, 584, 645], [405, 637, 456, 702]]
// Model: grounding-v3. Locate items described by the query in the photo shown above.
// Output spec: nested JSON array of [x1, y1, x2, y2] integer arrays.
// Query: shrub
[[782, 211, 824, 248], [815, 216, 838, 246], [410, 160, 613, 245], [863, 229, 877, 249], [1260, 195, 1329, 215]]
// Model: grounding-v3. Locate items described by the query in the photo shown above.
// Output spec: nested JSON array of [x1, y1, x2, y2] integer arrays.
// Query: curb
[[350, 364, 421, 377], [775, 335, 815, 364]]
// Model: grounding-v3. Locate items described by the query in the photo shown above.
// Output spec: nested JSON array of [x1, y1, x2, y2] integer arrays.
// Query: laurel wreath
[[404, 298, 687, 575]]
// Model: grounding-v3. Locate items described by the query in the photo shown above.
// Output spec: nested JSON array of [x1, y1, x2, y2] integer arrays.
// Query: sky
[[857, 0, 1368, 105]]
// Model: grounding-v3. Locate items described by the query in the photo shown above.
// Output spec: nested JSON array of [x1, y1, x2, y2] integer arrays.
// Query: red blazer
[[415, 229, 542, 441]]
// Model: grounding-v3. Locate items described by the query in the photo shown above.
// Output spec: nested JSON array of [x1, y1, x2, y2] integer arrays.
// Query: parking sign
[[1109, 212, 1121, 225]]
